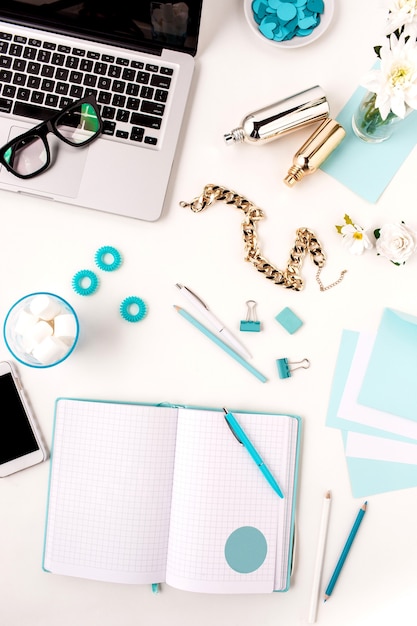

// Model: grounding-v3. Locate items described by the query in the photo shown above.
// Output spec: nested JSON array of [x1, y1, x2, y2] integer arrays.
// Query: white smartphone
[[0, 361, 48, 477]]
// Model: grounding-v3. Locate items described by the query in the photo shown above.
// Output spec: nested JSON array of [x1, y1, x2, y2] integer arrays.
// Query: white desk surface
[[1, 1, 416, 625]]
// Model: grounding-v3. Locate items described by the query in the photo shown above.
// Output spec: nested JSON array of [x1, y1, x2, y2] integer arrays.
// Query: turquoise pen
[[223, 408, 284, 498], [324, 501, 367, 601], [174, 306, 267, 383]]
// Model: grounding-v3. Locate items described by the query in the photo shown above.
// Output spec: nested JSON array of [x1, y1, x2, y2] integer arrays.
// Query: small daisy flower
[[336, 215, 374, 255]]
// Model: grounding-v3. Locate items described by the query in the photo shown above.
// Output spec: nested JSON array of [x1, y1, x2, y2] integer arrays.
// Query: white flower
[[340, 223, 374, 255], [361, 32, 417, 119], [384, 0, 417, 37], [375, 222, 417, 264]]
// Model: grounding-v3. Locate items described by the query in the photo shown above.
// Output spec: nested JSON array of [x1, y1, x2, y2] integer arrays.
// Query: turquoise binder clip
[[276, 357, 310, 379], [240, 300, 261, 332]]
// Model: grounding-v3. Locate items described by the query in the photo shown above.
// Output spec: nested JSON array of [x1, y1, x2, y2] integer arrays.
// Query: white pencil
[[308, 490, 332, 623]]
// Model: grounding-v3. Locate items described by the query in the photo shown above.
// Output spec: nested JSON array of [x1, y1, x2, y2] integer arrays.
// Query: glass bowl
[[3, 292, 79, 368]]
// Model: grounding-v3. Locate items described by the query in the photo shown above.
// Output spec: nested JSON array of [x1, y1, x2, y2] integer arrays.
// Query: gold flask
[[284, 118, 346, 186]]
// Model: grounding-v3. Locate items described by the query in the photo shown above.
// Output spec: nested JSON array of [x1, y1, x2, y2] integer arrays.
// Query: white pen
[[175, 283, 252, 360]]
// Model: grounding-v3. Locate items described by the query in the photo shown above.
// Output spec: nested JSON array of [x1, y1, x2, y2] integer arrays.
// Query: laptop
[[0, 1, 203, 221]]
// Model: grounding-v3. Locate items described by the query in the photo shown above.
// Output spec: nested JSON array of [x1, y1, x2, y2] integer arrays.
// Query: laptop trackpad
[[0, 126, 87, 198]]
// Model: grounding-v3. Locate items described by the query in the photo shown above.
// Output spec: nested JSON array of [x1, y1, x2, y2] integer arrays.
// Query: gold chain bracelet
[[180, 184, 347, 292]]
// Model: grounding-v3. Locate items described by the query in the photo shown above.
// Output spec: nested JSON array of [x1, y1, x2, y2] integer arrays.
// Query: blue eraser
[[275, 307, 303, 334]]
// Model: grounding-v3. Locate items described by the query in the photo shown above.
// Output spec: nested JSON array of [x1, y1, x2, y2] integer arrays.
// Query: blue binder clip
[[276, 357, 310, 379], [240, 300, 261, 332]]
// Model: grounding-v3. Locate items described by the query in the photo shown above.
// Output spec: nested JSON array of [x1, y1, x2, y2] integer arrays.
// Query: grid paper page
[[166, 409, 299, 594], [43, 399, 178, 584]]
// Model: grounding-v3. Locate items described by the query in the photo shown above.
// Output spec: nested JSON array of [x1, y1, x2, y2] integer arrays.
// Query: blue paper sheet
[[326, 329, 417, 497], [341, 438, 417, 497], [358, 308, 417, 421], [320, 86, 417, 203]]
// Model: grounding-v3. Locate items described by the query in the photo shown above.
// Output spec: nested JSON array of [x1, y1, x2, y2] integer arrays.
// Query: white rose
[[375, 222, 417, 264]]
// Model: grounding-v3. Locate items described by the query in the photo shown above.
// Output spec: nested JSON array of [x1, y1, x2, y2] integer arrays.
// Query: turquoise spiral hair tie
[[120, 296, 147, 323], [95, 246, 122, 272], [72, 269, 99, 296]]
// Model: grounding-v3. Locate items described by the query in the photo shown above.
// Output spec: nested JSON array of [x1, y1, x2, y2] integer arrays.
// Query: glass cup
[[3, 292, 79, 368], [351, 90, 405, 143]]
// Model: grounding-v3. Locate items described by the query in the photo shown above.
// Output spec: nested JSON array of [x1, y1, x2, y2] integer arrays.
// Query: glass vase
[[352, 90, 403, 143]]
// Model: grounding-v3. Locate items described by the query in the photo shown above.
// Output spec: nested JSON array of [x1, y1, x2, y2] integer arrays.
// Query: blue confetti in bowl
[[244, 0, 334, 49]]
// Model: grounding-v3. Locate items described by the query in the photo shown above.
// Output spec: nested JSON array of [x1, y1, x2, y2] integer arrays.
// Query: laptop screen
[[0, 0, 203, 56]]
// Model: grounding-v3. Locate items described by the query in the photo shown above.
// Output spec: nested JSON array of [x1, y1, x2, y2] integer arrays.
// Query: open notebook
[[42, 399, 301, 594], [0, 1, 203, 221]]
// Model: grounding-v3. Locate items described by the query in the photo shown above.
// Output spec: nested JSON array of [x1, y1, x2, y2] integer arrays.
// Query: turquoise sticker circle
[[224, 526, 268, 573]]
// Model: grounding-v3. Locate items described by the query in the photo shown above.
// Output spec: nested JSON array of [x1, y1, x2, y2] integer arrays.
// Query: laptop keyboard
[[0, 29, 175, 148]]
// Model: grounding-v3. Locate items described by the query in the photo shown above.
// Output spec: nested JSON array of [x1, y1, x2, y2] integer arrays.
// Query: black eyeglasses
[[0, 95, 103, 179]]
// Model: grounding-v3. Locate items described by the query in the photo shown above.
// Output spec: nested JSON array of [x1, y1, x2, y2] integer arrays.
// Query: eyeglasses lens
[[0, 99, 101, 178], [2, 135, 47, 177], [56, 102, 101, 145]]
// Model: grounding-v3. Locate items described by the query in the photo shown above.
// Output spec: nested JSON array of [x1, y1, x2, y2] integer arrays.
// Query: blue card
[[326, 329, 417, 497], [342, 436, 417, 498], [358, 308, 417, 421], [320, 86, 417, 203]]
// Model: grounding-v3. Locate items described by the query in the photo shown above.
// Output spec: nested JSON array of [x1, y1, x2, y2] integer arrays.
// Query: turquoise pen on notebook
[[223, 408, 284, 498]]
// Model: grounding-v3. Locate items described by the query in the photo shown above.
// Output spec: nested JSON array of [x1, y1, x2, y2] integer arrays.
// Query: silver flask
[[224, 85, 329, 145]]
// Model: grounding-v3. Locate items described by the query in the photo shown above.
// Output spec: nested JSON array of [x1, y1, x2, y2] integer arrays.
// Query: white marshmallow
[[13, 309, 39, 336], [32, 336, 70, 365], [29, 294, 62, 320], [21, 319, 53, 352], [53, 313, 77, 345]]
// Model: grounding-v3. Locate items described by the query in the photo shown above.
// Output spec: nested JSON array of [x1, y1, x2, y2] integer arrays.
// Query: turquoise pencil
[[174, 305, 267, 383], [324, 501, 367, 601]]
